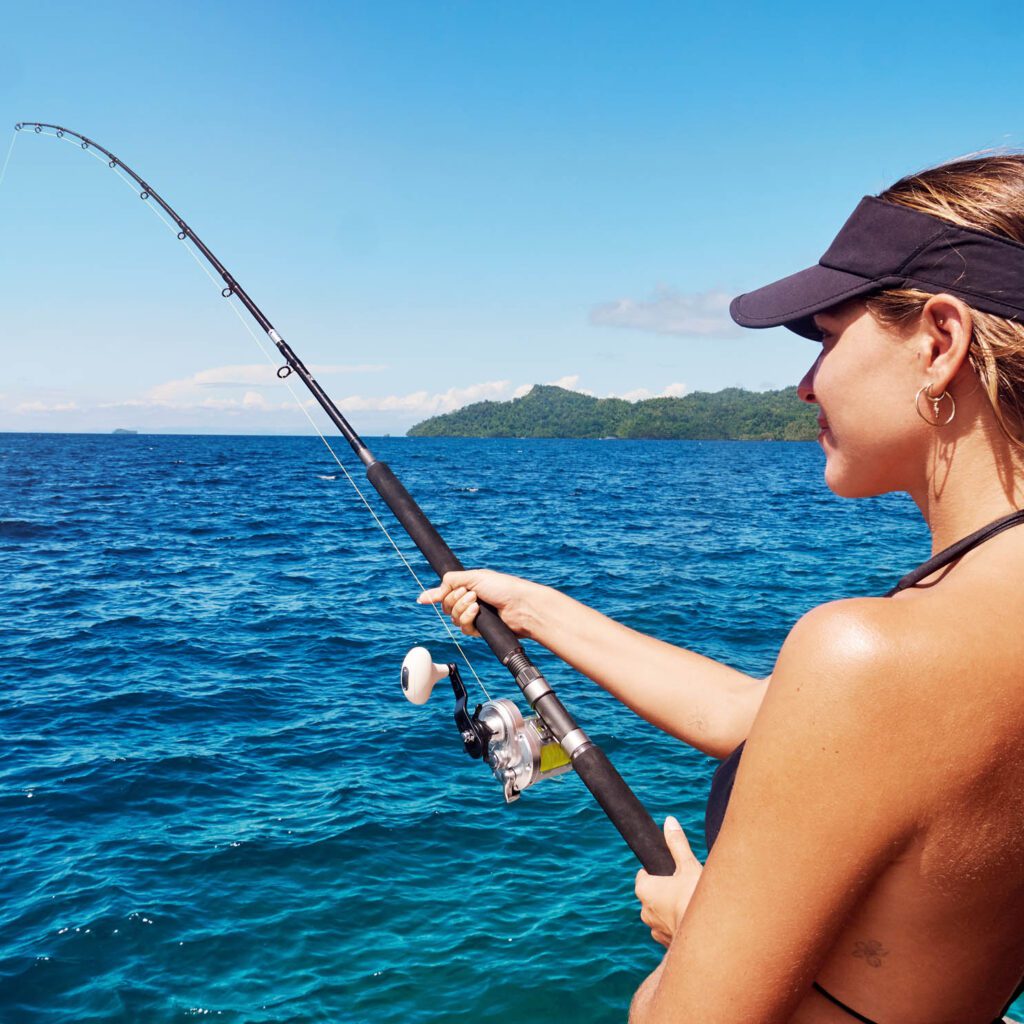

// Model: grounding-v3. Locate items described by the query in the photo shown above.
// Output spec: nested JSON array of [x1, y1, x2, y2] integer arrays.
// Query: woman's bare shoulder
[[767, 596, 926, 720], [761, 590, 1024, 791]]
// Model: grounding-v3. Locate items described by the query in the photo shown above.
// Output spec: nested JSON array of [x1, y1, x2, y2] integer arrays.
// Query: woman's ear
[[919, 294, 973, 391]]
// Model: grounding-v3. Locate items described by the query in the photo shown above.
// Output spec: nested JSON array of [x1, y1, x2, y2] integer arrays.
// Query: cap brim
[[730, 263, 883, 341]]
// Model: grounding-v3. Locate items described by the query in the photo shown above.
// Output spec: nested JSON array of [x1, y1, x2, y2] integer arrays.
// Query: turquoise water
[[2, 434, 1014, 1021]]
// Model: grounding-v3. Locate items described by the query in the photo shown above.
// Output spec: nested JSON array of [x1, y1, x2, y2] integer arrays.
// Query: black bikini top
[[704, 507, 1024, 853]]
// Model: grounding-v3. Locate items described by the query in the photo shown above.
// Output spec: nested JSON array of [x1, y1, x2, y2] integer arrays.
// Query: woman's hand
[[417, 569, 541, 638], [635, 816, 704, 948]]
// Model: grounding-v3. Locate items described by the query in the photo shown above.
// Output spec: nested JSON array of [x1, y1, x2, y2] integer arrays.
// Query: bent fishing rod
[[14, 121, 675, 877]]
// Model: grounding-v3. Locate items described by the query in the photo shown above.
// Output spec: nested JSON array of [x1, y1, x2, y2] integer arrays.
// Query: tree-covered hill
[[408, 385, 817, 440]]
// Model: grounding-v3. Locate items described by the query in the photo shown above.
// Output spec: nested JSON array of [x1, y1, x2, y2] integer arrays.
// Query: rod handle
[[366, 460, 521, 662], [572, 745, 675, 875]]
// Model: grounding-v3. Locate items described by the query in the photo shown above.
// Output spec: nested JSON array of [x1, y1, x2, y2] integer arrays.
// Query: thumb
[[663, 815, 694, 869]]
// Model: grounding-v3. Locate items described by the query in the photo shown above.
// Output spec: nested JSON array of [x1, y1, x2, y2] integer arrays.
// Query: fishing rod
[[14, 121, 675, 877]]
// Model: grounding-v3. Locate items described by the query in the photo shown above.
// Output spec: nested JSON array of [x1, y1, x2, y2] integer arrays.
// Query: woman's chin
[[823, 458, 893, 499]]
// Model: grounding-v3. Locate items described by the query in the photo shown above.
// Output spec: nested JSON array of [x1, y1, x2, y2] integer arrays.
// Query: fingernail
[[665, 815, 682, 831]]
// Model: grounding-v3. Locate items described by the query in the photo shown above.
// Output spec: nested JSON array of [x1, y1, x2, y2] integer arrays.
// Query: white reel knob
[[401, 647, 451, 705]]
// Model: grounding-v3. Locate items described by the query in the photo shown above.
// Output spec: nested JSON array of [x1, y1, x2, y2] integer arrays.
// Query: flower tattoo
[[852, 939, 889, 968]]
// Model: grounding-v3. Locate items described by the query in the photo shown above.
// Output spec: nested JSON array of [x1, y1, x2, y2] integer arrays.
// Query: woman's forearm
[[521, 584, 767, 758]]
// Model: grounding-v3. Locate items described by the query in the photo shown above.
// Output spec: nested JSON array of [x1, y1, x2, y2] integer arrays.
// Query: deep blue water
[[2, 433, 1012, 1022]]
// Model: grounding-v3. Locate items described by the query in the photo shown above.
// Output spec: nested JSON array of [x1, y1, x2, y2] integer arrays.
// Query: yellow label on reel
[[539, 741, 572, 774]]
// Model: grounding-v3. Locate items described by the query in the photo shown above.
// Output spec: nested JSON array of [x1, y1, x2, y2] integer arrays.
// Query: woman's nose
[[797, 356, 820, 405]]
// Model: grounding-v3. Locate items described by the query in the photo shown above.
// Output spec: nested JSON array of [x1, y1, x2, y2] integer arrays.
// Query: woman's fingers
[[442, 586, 468, 615], [416, 570, 477, 607], [416, 578, 481, 634], [639, 898, 671, 948], [451, 589, 476, 619], [416, 583, 449, 605], [460, 603, 480, 636], [452, 590, 479, 635]]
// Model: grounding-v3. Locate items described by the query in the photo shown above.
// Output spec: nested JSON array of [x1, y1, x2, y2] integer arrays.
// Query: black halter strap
[[812, 981, 879, 1023], [887, 508, 1024, 596]]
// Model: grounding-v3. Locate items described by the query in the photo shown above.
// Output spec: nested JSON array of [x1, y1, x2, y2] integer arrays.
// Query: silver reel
[[401, 646, 572, 802]]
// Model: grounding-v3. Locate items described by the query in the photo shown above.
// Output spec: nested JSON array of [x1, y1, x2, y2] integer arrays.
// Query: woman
[[420, 156, 1024, 1023]]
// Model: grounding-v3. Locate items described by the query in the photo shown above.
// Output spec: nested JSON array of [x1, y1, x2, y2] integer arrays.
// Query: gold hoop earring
[[915, 384, 956, 426]]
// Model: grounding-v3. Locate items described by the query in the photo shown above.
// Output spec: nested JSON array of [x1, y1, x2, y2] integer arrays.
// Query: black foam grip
[[366, 461, 521, 663], [572, 745, 674, 876]]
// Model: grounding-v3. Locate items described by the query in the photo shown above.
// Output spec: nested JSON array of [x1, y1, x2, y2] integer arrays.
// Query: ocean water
[[1, 433, 1015, 1022]]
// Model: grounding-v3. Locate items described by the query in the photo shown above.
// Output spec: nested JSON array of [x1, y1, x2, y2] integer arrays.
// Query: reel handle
[[401, 646, 451, 705]]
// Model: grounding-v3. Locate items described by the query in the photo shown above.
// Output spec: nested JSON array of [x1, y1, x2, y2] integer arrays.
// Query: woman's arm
[[524, 582, 768, 758], [630, 597, 923, 1023], [419, 570, 768, 758]]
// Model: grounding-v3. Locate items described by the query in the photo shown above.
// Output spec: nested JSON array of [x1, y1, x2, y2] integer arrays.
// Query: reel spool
[[401, 646, 572, 802]]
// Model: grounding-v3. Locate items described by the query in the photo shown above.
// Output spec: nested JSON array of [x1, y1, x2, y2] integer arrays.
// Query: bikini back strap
[[887, 508, 1024, 596], [812, 981, 879, 1023]]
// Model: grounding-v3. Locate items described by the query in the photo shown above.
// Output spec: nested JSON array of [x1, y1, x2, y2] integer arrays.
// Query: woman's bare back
[[788, 533, 1024, 1023]]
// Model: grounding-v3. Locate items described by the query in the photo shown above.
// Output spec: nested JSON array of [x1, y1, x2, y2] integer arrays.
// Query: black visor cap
[[730, 196, 1024, 340]]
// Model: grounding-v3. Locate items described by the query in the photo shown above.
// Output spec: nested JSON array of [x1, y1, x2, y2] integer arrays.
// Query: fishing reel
[[401, 647, 572, 802]]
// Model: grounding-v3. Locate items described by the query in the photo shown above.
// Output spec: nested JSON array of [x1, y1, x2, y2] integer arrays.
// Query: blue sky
[[3, 0, 1023, 434]]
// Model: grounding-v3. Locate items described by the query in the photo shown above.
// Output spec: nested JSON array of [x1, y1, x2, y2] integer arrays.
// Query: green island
[[408, 384, 817, 440]]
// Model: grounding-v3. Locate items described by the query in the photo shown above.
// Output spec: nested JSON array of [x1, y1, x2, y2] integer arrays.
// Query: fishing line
[[0, 130, 18, 190], [11, 126, 492, 701]]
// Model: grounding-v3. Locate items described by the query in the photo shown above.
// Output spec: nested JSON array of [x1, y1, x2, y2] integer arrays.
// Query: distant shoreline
[[408, 384, 818, 441]]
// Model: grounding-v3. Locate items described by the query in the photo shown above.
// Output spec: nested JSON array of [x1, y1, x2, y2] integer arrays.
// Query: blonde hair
[[865, 155, 1024, 446]]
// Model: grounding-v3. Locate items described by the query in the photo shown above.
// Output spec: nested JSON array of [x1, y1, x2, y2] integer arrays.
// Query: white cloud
[[97, 393, 315, 413], [146, 362, 386, 405], [10, 377, 522, 426], [331, 377, 685, 417], [193, 363, 385, 387], [610, 382, 689, 402], [16, 400, 79, 413], [590, 286, 739, 337], [336, 380, 516, 416], [546, 374, 595, 396], [618, 388, 651, 402]]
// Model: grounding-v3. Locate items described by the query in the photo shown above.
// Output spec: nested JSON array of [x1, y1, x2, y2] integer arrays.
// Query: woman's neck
[[910, 423, 1024, 552]]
